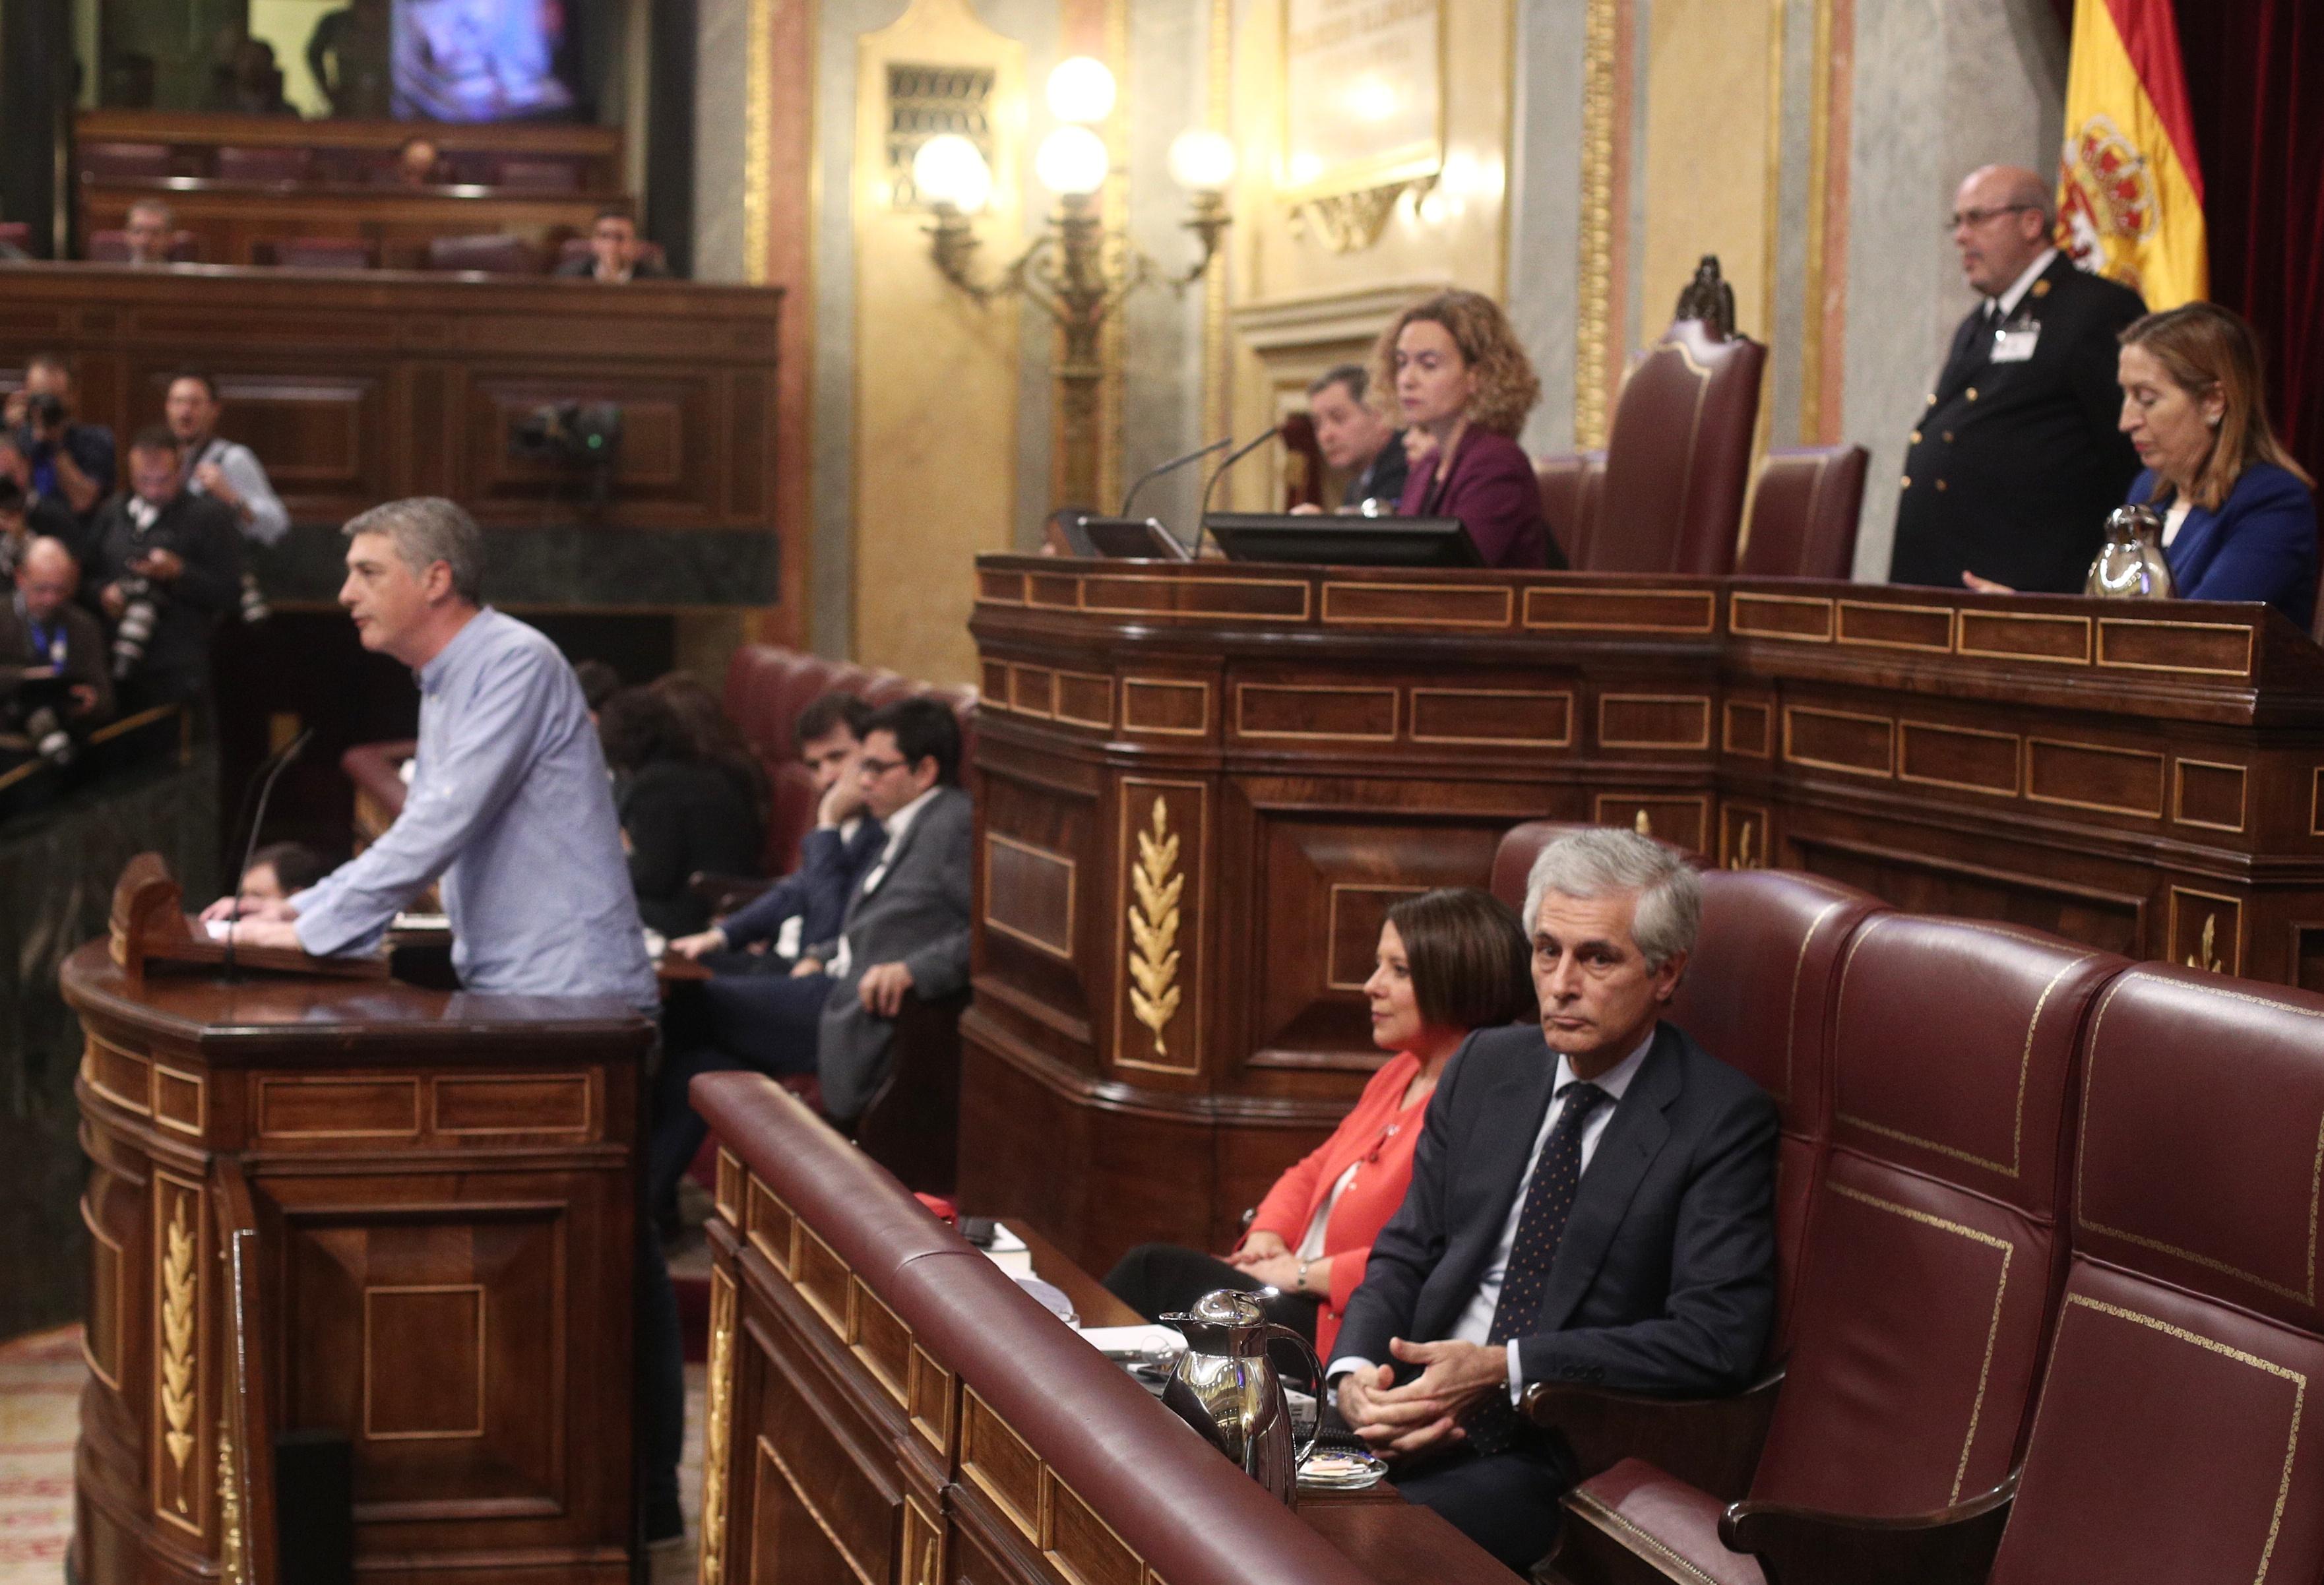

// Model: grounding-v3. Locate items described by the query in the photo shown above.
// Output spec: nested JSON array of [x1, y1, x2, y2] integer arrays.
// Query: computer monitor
[[1082, 516, 1193, 561], [1204, 514, 1481, 568]]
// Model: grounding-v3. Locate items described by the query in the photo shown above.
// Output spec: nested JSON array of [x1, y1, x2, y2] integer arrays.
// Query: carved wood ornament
[[1127, 797, 1185, 1054]]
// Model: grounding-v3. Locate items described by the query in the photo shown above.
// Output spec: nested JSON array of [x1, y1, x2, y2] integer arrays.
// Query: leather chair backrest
[[82, 142, 173, 179], [426, 233, 538, 275], [1668, 869, 1885, 1356], [88, 229, 200, 264], [1987, 966, 2324, 1584], [1535, 451, 1606, 569], [274, 236, 376, 270], [1749, 916, 2125, 1516], [0, 220, 28, 251], [497, 157, 583, 192], [216, 145, 313, 183], [1736, 444, 1868, 580], [1589, 321, 1765, 575]]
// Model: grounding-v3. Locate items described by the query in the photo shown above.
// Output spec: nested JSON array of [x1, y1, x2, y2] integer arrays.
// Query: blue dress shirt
[[293, 607, 658, 1006], [2132, 462, 2319, 631]]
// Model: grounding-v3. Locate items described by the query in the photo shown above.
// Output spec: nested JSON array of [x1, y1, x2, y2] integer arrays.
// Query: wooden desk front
[[690, 1071, 1505, 1585], [0, 262, 780, 538], [959, 557, 2324, 1271], [62, 941, 655, 1585]]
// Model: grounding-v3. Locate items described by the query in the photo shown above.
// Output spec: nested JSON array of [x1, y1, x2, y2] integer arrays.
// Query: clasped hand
[[197, 894, 304, 951], [1333, 1336, 1507, 1458]]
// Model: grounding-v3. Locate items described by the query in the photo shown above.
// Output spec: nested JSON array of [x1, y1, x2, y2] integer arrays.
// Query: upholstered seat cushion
[[1561, 1460, 1763, 1585]]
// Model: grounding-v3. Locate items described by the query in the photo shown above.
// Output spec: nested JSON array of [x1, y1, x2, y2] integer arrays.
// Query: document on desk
[[978, 1223, 1034, 1278]]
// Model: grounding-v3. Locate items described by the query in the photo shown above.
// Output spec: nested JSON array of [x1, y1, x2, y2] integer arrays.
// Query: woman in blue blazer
[[2118, 303, 2317, 630]]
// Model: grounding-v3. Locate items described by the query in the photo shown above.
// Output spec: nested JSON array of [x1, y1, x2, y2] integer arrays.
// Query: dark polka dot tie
[[1464, 1081, 1609, 1454]]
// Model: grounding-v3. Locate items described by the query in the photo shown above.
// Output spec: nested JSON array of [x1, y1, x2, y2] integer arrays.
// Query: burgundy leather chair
[[270, 236, 377, 270], [1978, 966, 2324, 1584], [1586, 321, 1767, 575], [215, 146, 313, 183], [80, 142, 173, 179], [1536, 451, 1607, 569], [425, 233, 539, 275], [1736, 445, 1869, 580], [497, 157, 583, 192], [1554, 917, 2125, 1585], [0, 220, 30, 253], [88, 229, 200, 264]]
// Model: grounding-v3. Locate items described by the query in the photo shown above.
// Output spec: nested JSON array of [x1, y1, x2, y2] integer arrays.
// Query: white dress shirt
[[184, 436, 289, 546], [1989, 247, 2058, 323], [1326, 1030, 1658, 1404], [829, 784, 940, 979]]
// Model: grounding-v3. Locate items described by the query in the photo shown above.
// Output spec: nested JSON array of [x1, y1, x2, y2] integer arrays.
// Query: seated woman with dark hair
[[1104, 887, 1536, 1354], [599, 686, 761, 937], [1375, 290, 1564, 571]]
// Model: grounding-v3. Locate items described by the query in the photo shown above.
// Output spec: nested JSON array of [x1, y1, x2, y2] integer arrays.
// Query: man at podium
[[202, 495, 683, 1542]]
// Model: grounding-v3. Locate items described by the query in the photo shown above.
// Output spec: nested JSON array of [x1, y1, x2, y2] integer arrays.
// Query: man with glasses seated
[[1887, 164, 2146, 595]]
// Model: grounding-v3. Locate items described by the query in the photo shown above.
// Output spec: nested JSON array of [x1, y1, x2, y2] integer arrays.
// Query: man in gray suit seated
[[799, 696, 972, 1124]]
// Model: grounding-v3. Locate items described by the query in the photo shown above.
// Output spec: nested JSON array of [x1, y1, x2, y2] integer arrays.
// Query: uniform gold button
[[1910, 430, 1922, 443], [1935, 479, 1947, 491], [1926, 393, 1937, 406], [1966, 387, 1979, 401], [1900, 475, 1912, 488]]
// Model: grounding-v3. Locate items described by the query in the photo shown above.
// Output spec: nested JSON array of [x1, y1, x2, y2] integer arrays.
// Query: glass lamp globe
[[1167, 129, 1237, 193], [1035, 125, 1110, 197], [1046, 55, 1117, 124], [912, 134, 993, 214]]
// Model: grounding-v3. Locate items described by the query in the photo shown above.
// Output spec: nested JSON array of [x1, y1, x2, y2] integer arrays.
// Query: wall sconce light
[[916, 55, 1236, 511]]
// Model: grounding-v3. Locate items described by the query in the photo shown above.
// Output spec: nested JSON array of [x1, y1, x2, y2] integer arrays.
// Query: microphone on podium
[[1119, 435, 1233, 519], [1190, 426, 1283, 561], [221, 726, 315, 978]]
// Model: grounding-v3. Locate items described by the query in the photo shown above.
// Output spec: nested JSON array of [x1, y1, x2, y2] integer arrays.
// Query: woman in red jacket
[[1104, 887, 1534, 1355]]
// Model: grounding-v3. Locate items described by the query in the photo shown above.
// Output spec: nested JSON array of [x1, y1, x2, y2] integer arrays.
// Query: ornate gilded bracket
[[159, 1197, 197, 1503], [2184, 913, 2224, 974], [1288, 175, 1437, 254], [1127, 798, 1185, 1054]]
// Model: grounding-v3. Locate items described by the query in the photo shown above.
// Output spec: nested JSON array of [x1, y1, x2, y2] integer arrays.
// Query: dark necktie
[[1462, 1080, 1610, 1454]]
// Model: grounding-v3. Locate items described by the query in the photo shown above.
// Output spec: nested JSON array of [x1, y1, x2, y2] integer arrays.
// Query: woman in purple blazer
[[1378, 290, 1563, 569]]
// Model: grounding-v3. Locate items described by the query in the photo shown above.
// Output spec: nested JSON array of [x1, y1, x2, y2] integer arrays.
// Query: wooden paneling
[[0, 263, 782, 538], [958, 558, 2324, 1276], [82, 181, 617, 272]]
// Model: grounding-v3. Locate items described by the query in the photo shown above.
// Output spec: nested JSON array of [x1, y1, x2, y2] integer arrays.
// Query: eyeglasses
[[1949, 204, 2038, 231], [858, 755, 907, 777]]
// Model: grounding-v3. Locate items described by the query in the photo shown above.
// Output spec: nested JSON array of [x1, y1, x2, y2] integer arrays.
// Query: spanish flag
[[2056, 0, 2207, 308]]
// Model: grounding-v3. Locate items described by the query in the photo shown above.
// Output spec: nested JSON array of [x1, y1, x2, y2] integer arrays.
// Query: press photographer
[[0, 537, 112, 790], [166, 371, 288, 625], [84, 428, 241, 720], [5, 353, 115, 523]]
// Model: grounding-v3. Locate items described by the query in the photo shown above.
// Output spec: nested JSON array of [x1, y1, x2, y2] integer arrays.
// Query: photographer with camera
[[166, 371, 286, 625], [84, 428, 241, 722], [0, 537, 113, 803], [5, 354, 115, 524], [0, 442, 84, 567]]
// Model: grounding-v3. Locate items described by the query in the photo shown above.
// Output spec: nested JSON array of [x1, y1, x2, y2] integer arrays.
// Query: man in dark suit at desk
[[803, 696, 972, 1126], [1328, 828, 1776, 1572], [1887, 164, 2146, 594]]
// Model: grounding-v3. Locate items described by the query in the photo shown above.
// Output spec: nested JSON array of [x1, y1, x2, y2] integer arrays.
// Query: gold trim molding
[[1575, 0, 1621, 448], [1127, 798, 1185, 1055], [1288, 175, 1438, 254]]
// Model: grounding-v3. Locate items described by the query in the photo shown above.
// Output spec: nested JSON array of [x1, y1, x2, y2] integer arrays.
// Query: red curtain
[[2174, 0, 2324, 483]]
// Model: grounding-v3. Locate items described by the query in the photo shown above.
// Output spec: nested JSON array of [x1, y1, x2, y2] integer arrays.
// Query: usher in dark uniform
[[1887, 251, 2145, 594]]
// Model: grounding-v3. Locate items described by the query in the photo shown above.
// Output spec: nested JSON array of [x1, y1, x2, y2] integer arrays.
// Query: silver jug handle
[[1263, 1322, 1329, 1472]]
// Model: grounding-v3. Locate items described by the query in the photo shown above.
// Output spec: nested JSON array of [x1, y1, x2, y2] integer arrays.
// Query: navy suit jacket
[[2135, 462, 2318, 631], [719, 816, 884, 954], [1336, 1020, 1777, 1398]]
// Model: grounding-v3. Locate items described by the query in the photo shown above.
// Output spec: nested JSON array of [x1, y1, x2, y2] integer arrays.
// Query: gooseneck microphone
[[221, 727, 314, 979], [1190, 426, 1283, 561], [1120, 435, 1233, 518]]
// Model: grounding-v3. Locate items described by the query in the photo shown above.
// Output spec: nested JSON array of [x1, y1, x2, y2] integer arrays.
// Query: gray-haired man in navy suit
[[1329, 828, 1777, 1571]]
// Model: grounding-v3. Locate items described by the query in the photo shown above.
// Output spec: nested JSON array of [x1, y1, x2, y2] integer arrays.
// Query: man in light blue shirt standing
[[206, 496, 680, 1541]]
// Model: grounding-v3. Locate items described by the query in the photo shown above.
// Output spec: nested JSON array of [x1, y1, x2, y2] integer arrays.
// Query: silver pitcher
[[2085, 505, 2176, 599], [1157, 1290, 1325, 1510]]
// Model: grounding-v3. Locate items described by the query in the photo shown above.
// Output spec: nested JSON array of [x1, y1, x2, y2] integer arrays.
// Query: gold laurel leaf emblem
[[1127, 797, 1184, 1053], [159, 1197, 197, 1500]]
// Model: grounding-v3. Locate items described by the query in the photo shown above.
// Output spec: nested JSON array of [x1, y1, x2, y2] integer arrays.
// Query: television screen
[[393, 0, 578, 122]]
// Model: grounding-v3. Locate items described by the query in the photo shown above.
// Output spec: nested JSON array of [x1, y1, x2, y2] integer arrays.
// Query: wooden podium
[[65, 860, 656, 1585], [959, 557, 2324, 1274]]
